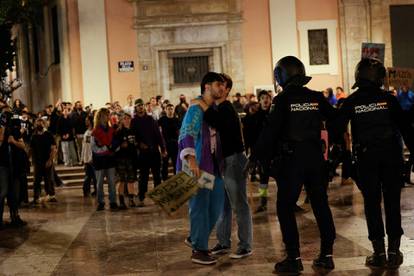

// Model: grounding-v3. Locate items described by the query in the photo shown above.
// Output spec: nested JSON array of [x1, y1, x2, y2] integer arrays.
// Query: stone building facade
[[9, 0, 414, 111]]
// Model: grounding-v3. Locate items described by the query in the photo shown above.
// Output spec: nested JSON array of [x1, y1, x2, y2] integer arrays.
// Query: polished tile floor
[[2, 177, 414, 276]]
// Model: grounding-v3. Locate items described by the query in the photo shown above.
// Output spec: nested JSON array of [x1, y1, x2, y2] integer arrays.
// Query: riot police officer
[[251, 56, 337, 273], [337, 58, 414, 269]]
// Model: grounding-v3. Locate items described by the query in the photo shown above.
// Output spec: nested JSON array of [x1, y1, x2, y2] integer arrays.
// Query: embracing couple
[[177, 72, 253, 265]]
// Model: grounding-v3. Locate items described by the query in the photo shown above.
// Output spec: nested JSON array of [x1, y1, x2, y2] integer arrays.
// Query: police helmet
[[352, 58, 386, 89], [273, 56, 312, 88]]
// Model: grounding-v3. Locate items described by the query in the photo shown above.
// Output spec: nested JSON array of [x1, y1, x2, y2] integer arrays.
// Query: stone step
[[28, 179, 84, 189], [27, 165, 176, 189], [28, 172, 85, 181], [28, 165, 84, 176]]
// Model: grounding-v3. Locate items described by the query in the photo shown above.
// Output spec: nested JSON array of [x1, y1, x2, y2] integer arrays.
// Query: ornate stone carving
[[132, 0, 244, 102]]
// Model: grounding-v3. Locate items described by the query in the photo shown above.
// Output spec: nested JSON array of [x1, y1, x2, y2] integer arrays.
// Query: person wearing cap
[[249, 56, 337, 273], [336, 58, 414, 269], [177, 72, 224, 265], [131, 98, 166, 207], [232, 92, 244, 113]]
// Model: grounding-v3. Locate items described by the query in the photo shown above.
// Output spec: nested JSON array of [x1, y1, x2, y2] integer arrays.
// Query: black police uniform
[[336, 58, 414, 269], [337, 86, 414, 268], [251, 56, 338, 273], [257, 85, 337, 251]]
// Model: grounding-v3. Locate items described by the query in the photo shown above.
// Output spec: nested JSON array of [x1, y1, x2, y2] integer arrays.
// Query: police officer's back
[[253, 56, 337, 273], [337, 58, 414, 269]]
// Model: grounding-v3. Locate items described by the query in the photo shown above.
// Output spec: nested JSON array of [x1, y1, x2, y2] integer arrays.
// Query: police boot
[[365, 239, 386, 268], [387, 238, 403, 269], [274, 257, 303, 274], [9, 209, 27, 227], [313, 254, 334, 270], [255, 197, 267, 213], [313, 243, 335, 270]]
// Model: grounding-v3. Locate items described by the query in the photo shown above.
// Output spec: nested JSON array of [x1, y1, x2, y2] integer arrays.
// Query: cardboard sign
[[387, 67, 414, 90], [147, 171, 199, 215], [361, 43, 385, 63]]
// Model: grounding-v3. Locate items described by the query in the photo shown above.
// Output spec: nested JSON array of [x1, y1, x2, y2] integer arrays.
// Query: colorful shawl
[[176, 103, 222, 176]]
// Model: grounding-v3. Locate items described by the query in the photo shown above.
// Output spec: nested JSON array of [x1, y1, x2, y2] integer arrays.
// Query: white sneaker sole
[[191, 258, 217, 265], [229, 251, 253, 259], [184, 239, 192, 248]]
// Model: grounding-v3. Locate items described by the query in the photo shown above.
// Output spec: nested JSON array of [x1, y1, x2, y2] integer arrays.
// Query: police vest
[[350, 89, 397, 147]]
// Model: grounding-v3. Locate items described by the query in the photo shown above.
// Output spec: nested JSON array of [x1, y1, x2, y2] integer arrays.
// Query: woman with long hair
[[114, 112, 138, 209], [91, 108, 118, 211]]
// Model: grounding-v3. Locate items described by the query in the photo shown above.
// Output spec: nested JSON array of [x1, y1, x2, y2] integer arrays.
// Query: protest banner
[[147, 171, 199, 215], [361, 43, 385, 63], [387, 67, 414, 90]]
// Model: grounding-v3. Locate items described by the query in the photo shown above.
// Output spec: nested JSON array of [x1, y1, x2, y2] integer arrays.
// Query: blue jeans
[[0, 166, 10, 223], [216, 153, 253, 251], [189, 177, 224, 251], [96, 168, 117, 205]]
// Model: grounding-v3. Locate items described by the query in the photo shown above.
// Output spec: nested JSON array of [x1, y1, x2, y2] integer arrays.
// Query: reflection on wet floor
[[1, 178, 414, 275]]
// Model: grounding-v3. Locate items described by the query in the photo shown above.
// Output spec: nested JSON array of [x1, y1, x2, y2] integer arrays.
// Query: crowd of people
[[1, 55, 414, 273]]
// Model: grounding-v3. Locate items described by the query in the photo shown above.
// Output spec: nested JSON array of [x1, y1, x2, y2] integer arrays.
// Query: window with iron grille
[[172, 54, 210, 84]]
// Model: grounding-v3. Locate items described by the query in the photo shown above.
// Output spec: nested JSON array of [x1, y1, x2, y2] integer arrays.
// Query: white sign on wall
[[118, 61, 134, 72], [298, 20, 339, 75]]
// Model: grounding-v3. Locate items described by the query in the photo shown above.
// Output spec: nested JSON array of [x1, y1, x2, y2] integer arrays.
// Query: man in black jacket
[[336, 58, 414, 269], [253, 90, 272, 212], [30, 118, 58, 204], [158, 104, 180, 180], [131, 99, 166, 206], [251, 56, 337, 273]]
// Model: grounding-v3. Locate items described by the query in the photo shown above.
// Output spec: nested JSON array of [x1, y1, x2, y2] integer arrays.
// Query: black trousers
[[138, 151, 161, 201], [7, 173, 23, 215], [355, 146, 404, 241], [18, 172, 28, 204], [329, 144, 352, 180], [161, 142, 178, 180], [276, 143, 336, 257], [33, 164, 54, 199]]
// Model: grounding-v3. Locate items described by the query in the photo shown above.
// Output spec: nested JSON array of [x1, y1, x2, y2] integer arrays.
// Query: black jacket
[[253, 86, 337, 162], [204, 100, 244, 158], [337, 87, 414, 153]]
